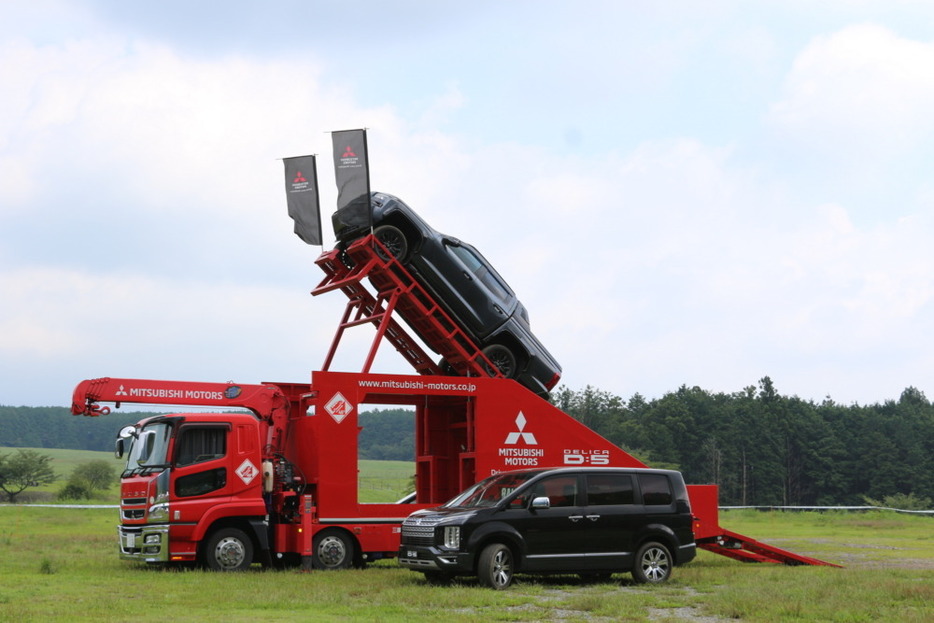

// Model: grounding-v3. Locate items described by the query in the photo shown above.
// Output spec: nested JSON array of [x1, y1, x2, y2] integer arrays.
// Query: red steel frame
[[311, 235, 841, 567]]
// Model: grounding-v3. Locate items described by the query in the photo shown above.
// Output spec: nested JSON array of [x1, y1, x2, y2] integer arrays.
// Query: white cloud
[[769, 24, 934, 159]]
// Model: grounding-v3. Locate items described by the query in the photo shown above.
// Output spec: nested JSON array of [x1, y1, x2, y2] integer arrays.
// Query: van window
[[586, 474, 634, 505], [638, 474, 673, 505], [529, 475, 579, 507], [447, 243, 511, 301]]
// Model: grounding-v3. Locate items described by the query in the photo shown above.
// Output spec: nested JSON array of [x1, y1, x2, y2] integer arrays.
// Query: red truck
[[72, 235, 836, 570], [73, 371, 660, 570]]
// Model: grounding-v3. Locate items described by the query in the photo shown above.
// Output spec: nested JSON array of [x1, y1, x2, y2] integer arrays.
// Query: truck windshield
[[443, 470, 542, 508], [123, 422, 172, 476]]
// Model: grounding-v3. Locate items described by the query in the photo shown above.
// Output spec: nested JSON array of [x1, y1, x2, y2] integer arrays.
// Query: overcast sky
[[3, 1, 934, 408]]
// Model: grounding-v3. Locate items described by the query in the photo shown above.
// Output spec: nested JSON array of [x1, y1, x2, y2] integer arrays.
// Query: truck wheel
[[481, 344, 517, 379], [204, 527, 254, 571], [477, 543, 514, 590], [312, 530, 356, 570], [374, 225, 408, 261], [632, 541, 672, 584]]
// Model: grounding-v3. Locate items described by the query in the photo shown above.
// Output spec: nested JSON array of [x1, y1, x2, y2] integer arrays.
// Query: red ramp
[[688, 485, 841, 567]]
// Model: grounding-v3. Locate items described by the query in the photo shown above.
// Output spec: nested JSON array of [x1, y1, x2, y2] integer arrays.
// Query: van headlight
[[442, 526, 461, 549]]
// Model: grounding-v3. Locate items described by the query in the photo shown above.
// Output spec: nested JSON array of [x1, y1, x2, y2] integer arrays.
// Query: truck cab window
[[175, 427, 227, 467]]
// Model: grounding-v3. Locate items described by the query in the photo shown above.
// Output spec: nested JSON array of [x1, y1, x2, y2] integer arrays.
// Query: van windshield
[[444, 470, 542, 508]]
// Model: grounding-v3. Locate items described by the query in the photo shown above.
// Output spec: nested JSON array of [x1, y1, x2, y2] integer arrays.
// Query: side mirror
[[531, 496, 551, 510], [115, 426, 135, 459]]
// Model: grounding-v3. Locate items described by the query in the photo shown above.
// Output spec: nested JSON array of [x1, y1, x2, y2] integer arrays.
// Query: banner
[[283, 155, 322, 245], [331, 129, 371, 232]]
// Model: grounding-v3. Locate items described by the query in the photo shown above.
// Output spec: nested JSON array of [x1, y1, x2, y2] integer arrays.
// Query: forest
[[2, 376, 931, 507], [554, 377, 934, 506]]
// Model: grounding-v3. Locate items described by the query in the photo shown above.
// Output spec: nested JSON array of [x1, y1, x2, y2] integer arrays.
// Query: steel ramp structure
[[698, 529, 841, 566], [312, 235, 503, 379], [313, 237, 840, 568], [687, 485, 841, 567]]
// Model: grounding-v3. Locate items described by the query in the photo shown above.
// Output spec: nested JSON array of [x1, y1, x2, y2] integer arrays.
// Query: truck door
[[170, 423, 232, 525], [444, 241, 517, 338]]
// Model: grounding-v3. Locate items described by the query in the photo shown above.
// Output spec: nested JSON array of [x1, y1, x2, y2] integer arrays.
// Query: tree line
[[4, 376, 932, 506], [553, 377, 934, 507]]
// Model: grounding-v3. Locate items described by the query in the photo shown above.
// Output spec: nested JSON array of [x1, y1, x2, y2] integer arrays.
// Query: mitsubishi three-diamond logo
[[504, 411, 537, 445]]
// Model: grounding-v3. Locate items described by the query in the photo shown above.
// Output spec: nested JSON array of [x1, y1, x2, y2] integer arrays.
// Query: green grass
[[0, 506, 930, 622], [1, 447, 414, 504]]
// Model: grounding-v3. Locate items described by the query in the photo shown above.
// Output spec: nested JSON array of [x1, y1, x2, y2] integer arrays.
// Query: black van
[[398, 467, 696, 589]]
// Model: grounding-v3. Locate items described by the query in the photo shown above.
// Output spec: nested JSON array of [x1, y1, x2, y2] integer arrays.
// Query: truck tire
[[204, 527, 254, 571], [374, 225, 408, 261], [632, 541, 672, 584], [481, 344, 517, 379], [477, 542, 514, 590], [312, 529, 356, 570]]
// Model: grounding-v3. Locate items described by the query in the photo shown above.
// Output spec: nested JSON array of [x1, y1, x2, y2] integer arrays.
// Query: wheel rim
[[640, 546, 670, 582], [317, 535, 348, 567], [375, 227, 406, 259], [483, 345, 516, 378], [491, 548, 512, 588], [214, 536, 247, 570]]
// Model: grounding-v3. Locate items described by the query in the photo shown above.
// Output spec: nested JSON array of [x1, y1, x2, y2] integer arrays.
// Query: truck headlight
[[148, 503, 168, 522], [442, 526, 460, 549]]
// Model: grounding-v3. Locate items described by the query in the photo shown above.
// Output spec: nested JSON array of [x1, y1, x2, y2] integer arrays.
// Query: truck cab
[[116, 413, 270, 569]]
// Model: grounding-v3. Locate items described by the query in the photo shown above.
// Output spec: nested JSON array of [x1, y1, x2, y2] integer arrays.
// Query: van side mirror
[[531, 496, 551, 510]]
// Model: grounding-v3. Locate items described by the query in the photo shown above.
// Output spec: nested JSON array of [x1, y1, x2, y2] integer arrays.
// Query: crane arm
[[71, 377, 292, 450]]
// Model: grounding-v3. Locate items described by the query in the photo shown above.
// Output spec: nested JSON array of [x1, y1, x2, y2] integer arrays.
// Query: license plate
[[407, 550, 417, 558], [126, 533, 136, 548]]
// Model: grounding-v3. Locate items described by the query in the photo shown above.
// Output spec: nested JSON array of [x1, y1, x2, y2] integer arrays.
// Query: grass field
[[1, 447, 415, 504], [0, 502, 931, 621]]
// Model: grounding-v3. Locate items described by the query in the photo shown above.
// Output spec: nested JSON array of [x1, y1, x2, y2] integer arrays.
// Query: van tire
[[632, 541, 672, 584]]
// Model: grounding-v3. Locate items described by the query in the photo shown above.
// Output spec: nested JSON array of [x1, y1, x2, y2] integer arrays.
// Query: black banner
[[331, 129, 371, 232], [283, 155, 322, 245]]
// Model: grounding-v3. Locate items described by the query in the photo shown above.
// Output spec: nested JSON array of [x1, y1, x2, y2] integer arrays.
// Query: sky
[[3, 0, 934, 408]]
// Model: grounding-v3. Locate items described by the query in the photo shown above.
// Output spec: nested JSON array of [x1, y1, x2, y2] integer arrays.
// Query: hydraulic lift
[[310, 234, 840, 567]]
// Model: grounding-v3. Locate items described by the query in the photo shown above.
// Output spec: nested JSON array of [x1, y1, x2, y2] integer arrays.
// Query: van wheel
[[481, 344, 517, 379], [477, 543, 514, 589], [312, 530, 356, 570], [374, 225, 408, 261], [204, 528, 253, 571], [632, 541, 672, 584]]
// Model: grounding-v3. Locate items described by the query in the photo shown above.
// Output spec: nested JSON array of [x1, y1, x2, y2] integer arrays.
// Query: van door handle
[[568, 515, 584, 522], [586, 515, 600, 522]]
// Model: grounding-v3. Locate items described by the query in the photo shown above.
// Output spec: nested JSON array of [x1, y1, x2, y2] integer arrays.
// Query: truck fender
[[191, 501, 267, 543]]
